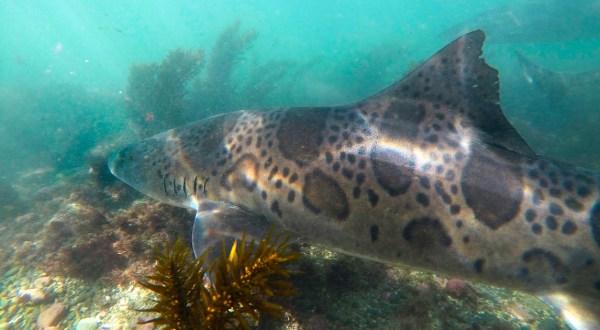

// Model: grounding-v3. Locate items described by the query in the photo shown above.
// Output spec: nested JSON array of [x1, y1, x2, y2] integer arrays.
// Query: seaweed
[[138, 229, 299, 329], [126, 48, 204, 137], [189, 20, 259, 116]]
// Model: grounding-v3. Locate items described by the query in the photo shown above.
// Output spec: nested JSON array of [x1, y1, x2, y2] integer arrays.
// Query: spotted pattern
[[378, 100, 426, 139], [520, 248, 569, 285], [403, 217, 452, 249], [277, 107, 330, 167], [371, 145, 414, 196], [220, 154, 259, 192], [302, 168, 349, 220], [462, 149, 523, 230]]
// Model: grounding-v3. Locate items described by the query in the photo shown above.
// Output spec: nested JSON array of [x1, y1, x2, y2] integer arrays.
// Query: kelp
[[138, 229, 299, 329]]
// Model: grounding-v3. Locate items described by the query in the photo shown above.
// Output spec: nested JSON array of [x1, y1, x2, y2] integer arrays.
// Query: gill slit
[[163, 176, 168, 196], [183, 176, 188, 196], [193, 176, 198, 195]]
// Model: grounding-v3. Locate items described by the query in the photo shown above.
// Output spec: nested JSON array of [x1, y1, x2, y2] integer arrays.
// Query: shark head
[[109, 112, 244, 209]]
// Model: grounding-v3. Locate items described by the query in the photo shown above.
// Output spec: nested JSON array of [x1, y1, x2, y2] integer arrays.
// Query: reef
[[138, 230, 299, 329]]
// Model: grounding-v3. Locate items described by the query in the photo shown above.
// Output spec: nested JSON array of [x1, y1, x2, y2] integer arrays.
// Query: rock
[[36, 302, 65, 329], [75, 317, 98, 330], [33, 276, 51, 289], [18, 288, 45, 304]]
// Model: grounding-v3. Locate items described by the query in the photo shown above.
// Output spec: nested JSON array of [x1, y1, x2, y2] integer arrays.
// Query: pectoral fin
[[192, 200, 292, 262]]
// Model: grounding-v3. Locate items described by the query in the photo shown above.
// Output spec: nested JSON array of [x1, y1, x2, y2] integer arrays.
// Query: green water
[[1, 1, 600, 329]]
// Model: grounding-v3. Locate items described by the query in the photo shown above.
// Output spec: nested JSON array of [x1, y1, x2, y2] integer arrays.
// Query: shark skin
[[109, 31, 600, 329], [516, 51, 600, 105]]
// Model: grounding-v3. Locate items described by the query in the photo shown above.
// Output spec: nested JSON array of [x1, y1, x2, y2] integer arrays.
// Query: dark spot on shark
[[268, 166, 279, 181], [371, 145, 414, 196], [277, 107, 330, 167], [325, 152, 333, 164], [261, 191, 267, 200], [403, 217, 452, 249], [271, 200, 282, 218], [450, 204, 460, 215], [531, 223, 542, 235], [302, 169, 349, 220], [549, 188, 562, 198], [577, 185, 591, 198], [347, 154, 356, 164], [462, 236, 470, 243], [282, 167, 289, 177], [545, 216, 557, 230], [462, 150, 523, 230], [275, 180, 282, 189], [356, 173, 365, 186], [287, 190, 295, 203], [434, 180, 451, 204], [564, 198, 583, 211], [370, 225, 379, 242], [474, 258, 485, 273], [220, 154, 259, 192], [332, 162, 340, 172], [264, 156, 272, 169], [416, 193, 429, 207], [419, 176, 431, 189], [289, 173, 299, 184], [341, 168, 354, 180], [521, 248, 569, 285], [379, 100, 426, 139], [450, 184, 458, 195], [367, 188, 379, 207], [548, 203, 563, 216], [561, 220, 577, 235], [353, 186, 361, 199]]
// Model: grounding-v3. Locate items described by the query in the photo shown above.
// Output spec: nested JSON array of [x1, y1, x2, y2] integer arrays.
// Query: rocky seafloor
[[0, 155, 568, 330]]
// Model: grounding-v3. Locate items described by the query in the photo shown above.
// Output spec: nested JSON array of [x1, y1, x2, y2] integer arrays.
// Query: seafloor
[[0, 148, 568, 330]]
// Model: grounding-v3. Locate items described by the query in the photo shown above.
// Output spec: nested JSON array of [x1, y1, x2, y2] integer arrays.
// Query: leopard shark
[[109, 31, 600, 329], [516, 50, 600, 105]]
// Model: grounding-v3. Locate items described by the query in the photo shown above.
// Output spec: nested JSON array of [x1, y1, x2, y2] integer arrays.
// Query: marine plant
[[138, 229, 299, 329], [126, 48, 204, 137]]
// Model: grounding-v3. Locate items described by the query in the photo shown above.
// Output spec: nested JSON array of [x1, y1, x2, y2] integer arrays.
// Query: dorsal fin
[[368, 30, 535, 157]]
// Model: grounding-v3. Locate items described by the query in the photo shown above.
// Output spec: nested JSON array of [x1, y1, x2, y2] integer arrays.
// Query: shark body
[[110, 31, 600, 329], [516, 51, 600, 105]]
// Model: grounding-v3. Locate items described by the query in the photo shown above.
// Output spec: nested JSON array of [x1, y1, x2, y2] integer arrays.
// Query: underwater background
[[1, 0, 600, 329]]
